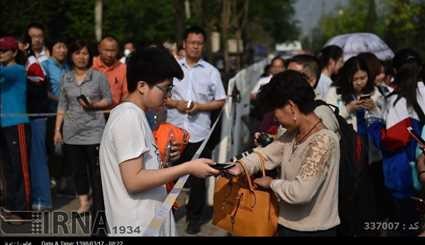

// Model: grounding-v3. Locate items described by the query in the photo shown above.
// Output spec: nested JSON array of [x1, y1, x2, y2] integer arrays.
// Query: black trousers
[[0, 124, 31, 211], [175, 141, 211, 223], [63, 144, 105, 216], [47, 117, 71, 181]]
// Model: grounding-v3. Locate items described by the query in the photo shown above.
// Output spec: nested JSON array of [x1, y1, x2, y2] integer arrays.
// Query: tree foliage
[[312, 0, 425, 56], [0, 0, 298, 55], [318, 0, 386, 45]]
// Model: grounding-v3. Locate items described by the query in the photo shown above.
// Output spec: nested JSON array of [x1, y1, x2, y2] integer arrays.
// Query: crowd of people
[[0, 23, 226, 236], [1, 21, 425, 237], [247, 46, 425, 236]]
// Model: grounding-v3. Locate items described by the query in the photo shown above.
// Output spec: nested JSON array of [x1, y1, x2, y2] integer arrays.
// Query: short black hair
[[47, 38, 68, 54], [184, 26, 207, 41], [26, 22, 46, 35], [100, 35, 119, 45], [24, 22, 46, 43], [287, 54, 321, 86], [126, 46, 184, 92], [67, 40, 93, 69], [24, 22, 46, 55], [257, 70, 316, 114]]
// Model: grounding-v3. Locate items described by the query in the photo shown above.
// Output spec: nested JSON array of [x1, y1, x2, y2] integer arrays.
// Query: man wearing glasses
[[165, 26, 226, 235]]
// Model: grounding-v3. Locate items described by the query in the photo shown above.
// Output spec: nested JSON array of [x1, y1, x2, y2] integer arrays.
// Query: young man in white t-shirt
[[99, 47, 219, 236]]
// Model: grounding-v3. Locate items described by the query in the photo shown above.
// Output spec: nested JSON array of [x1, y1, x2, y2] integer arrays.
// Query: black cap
[[127, 46, 183, 92]]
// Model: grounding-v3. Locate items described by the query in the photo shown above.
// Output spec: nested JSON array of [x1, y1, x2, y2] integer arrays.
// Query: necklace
[[292, 119, 322, 154]]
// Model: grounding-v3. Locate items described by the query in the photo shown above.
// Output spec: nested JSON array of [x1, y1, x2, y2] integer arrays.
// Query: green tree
[[384, 0, 424, 55], [248, 0, 299, 44], [319, 0, 384, 42], [0, 0, 299, 64]]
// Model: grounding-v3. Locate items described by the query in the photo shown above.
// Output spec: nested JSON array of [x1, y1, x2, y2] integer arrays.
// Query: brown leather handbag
[[212, 152, 279, 236]]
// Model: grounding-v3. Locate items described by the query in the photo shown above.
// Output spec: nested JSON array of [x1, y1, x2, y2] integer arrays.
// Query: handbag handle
[[236, 159, 255, 192], [253, 150, 267, 177]]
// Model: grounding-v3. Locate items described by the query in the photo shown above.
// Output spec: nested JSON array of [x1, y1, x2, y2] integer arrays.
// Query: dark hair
[[67, 40, 93, 68], [318, 45, 343, 71], [177, 44, 184, 52], [261, 64, 271, 77], [46, 38, 68, 54], [287, 54, 321, 87], [391, 48, 423, 107], [15, 50, 27, 66], [383, 60, 393, 77], [26, 22, 45, 34], [357, 52, 382, 83], [126, 46, 183, 92], [257, 70, 316, 114], [335, 56, 374, 103], [24, 22, 46, 56], [24, 22, 45, 44], [100, 35, 119, 45], [184, 26, 207, 41], [271, 56, 285, 66]]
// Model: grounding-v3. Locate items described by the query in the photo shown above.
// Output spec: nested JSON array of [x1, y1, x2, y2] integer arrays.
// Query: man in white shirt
[[165, 26, 226, 234], [99, 47, 219, 236]]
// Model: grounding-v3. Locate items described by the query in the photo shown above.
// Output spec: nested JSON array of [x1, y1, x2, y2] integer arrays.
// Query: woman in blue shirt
[[42, 39, 70, 113]]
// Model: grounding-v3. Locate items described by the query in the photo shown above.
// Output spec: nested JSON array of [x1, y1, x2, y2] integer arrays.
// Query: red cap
[[0, 36, 18, 50]]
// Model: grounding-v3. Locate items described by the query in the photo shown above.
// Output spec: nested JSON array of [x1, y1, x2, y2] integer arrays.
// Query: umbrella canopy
[[325, 33, 394, 61]]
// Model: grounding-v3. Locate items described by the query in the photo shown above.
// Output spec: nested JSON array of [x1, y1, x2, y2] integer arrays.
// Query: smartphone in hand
[[359, 94, 371, 101], [77, 94, 91, 106], [211, 162, 236, 171]]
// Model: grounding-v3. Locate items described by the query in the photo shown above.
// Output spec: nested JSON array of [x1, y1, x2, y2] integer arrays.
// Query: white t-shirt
[[100, 102, 175, 236], [316, 73, 333, 100]]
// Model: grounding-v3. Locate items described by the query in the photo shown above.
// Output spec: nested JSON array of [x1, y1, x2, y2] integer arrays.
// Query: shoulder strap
[[314, 99, 340, 116], [412, 101, 425, 123]]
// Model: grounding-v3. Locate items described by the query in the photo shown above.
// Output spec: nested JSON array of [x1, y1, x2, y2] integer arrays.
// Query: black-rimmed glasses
[[155, 84, 174, 97]]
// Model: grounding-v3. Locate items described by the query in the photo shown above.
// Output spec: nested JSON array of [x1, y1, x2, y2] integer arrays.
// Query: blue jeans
[[30, 118, 52, 209]]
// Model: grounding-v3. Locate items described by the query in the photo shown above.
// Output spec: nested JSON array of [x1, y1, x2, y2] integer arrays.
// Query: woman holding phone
[[325, 56, 385, 133], [54, 40, 112, 226], [227, 71, 340, 237]]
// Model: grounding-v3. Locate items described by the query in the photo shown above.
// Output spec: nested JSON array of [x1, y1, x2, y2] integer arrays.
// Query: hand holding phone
[[77, 95, 92, 109], [211, 162, 236, 171]]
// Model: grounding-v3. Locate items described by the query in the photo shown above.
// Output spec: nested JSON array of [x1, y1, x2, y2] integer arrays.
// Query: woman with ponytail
[[316, 45, 343, 99]]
